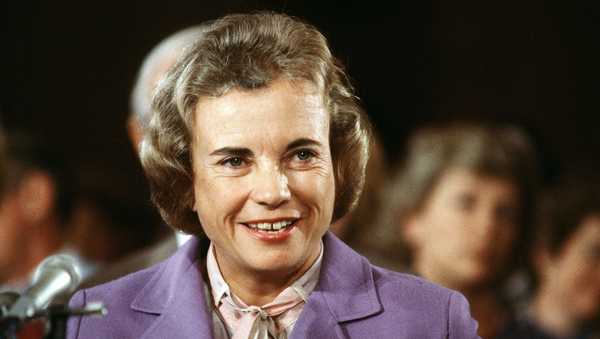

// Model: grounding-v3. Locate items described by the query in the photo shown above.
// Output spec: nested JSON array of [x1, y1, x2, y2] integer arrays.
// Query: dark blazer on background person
[[67, 232, 480, 339]]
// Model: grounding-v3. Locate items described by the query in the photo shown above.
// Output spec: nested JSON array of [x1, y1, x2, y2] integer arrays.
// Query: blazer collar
[[313, 232, 382, 322], [290, 232, 382, 339], [128, 232, 381, 338]]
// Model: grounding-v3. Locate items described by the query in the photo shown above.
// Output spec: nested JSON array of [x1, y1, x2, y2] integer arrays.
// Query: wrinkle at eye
[[306, 163, 332, 177]]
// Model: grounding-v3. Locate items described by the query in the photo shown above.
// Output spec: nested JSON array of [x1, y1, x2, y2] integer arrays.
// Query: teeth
[[247, 220, 293, 231]]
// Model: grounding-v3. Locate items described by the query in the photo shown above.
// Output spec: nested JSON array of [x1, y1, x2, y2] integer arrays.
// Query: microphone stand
[[0, 292, 20, 339], [43, 303, 106, 339], [0, 300, 106, 339]]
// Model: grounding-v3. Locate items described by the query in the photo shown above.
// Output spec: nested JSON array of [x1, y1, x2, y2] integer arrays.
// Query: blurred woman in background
[[379, 123, 539, 338]]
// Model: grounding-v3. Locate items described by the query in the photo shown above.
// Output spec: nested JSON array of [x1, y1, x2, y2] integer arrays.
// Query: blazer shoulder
[[79, 260, 165, 303], [371, 265, 456, 303], [368, 266, 480, 338], [67, 262, 167, 339]]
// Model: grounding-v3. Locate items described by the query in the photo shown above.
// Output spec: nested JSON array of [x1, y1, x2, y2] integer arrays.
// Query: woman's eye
[[296, 150, 314, 161], [224, 157, 243, 167]]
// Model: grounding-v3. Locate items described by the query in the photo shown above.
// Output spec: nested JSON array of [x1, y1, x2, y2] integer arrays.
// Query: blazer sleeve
[[448, 291, 481, 339], [66, 290, 86, 339]]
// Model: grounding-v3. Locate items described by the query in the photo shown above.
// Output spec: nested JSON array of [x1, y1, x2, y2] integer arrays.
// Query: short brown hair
[[141, 12, 371, 234]]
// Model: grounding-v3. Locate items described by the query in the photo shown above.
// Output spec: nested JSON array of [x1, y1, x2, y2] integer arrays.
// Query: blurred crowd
[[1, 25, 599, 339]]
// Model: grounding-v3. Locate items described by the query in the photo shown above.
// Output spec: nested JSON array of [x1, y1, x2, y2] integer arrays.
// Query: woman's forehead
[[191, 79, 330, 152]]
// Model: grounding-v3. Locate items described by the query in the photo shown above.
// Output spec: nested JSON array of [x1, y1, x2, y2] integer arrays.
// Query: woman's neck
[[214, 248, 320, 306]]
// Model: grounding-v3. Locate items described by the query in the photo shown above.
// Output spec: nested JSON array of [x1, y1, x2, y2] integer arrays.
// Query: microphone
[[4, 254, 81, 319]]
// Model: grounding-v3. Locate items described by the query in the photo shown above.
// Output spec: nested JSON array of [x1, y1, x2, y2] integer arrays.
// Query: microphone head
[[32, 254, 81, 291], [6, 254, 82, 318]]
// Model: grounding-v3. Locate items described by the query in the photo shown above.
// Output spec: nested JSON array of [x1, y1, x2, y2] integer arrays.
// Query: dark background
[[2, 0, 599, 208]]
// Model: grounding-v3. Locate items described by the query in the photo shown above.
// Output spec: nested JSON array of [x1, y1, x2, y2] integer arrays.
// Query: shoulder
[[319, 233, 479, 338], [79, 259, 165, 305], [372, 265, 454, 303], [67, 262, 166, 339], [366, 265, 480, 338], [67, 237, 208, 339], [80, 236, 177, 288]]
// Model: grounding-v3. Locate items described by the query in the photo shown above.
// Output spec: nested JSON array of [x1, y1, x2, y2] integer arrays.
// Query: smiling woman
[[67, 12, 480, 339], [190, 79, 335, 305]]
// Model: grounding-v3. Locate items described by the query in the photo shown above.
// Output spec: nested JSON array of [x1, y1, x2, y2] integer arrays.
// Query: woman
[[67, 13, 479, 339], [379, 123, 538, 338]]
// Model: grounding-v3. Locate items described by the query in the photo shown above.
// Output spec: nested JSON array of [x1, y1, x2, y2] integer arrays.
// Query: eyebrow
[[209, 138, 322, 157], [285, 138, 322, 151], [209, 147, 254, 158]]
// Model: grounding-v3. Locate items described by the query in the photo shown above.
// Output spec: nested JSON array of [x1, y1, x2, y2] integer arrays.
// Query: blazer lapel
[[291, 232, 383, 339], [131, 237, 215, 339], [289, 294, 342, 339]]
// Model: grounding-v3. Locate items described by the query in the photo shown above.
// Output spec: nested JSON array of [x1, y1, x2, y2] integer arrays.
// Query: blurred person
[[68, 12, 479, 339], [128, 24, 209, 155], [379, 123, 538, 338], [0, 131, 91, 291], [67, 190, 166, 264], [78, 24, 211, 289], [128, 24, 210, 246], [507, 175, 600, 338]]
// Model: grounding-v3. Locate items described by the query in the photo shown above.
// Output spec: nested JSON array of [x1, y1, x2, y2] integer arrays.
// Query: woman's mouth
[[240, 219, 299, 240], [244, 220, 296, 232]]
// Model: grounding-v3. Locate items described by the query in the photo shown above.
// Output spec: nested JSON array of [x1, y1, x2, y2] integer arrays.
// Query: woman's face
[[541, 215, 600, 322], [191, 79, 335, 282], [407, 168, 521, 290]]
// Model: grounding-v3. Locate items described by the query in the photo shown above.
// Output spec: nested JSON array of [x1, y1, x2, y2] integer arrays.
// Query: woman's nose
[[250, 164, 291, 208]]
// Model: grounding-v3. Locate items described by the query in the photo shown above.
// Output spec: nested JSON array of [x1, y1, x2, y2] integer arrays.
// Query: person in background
[[509, 175, 600, 339], [79, 24, 210, 288], [128, 23, 211, 246], [67, 190, 165, 264], [68, 12, 479, 338], [379, 122, 538, 338], [0, 131, 94, 290]]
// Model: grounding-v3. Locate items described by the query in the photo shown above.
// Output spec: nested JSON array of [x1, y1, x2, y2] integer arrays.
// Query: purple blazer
[[67, 232, 480, 338]]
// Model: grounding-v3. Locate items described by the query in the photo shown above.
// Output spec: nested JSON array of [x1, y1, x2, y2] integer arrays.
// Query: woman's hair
[[332, 133, 388, 245], [141, 12, 372, 234], [378, 122, 539, 269]]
